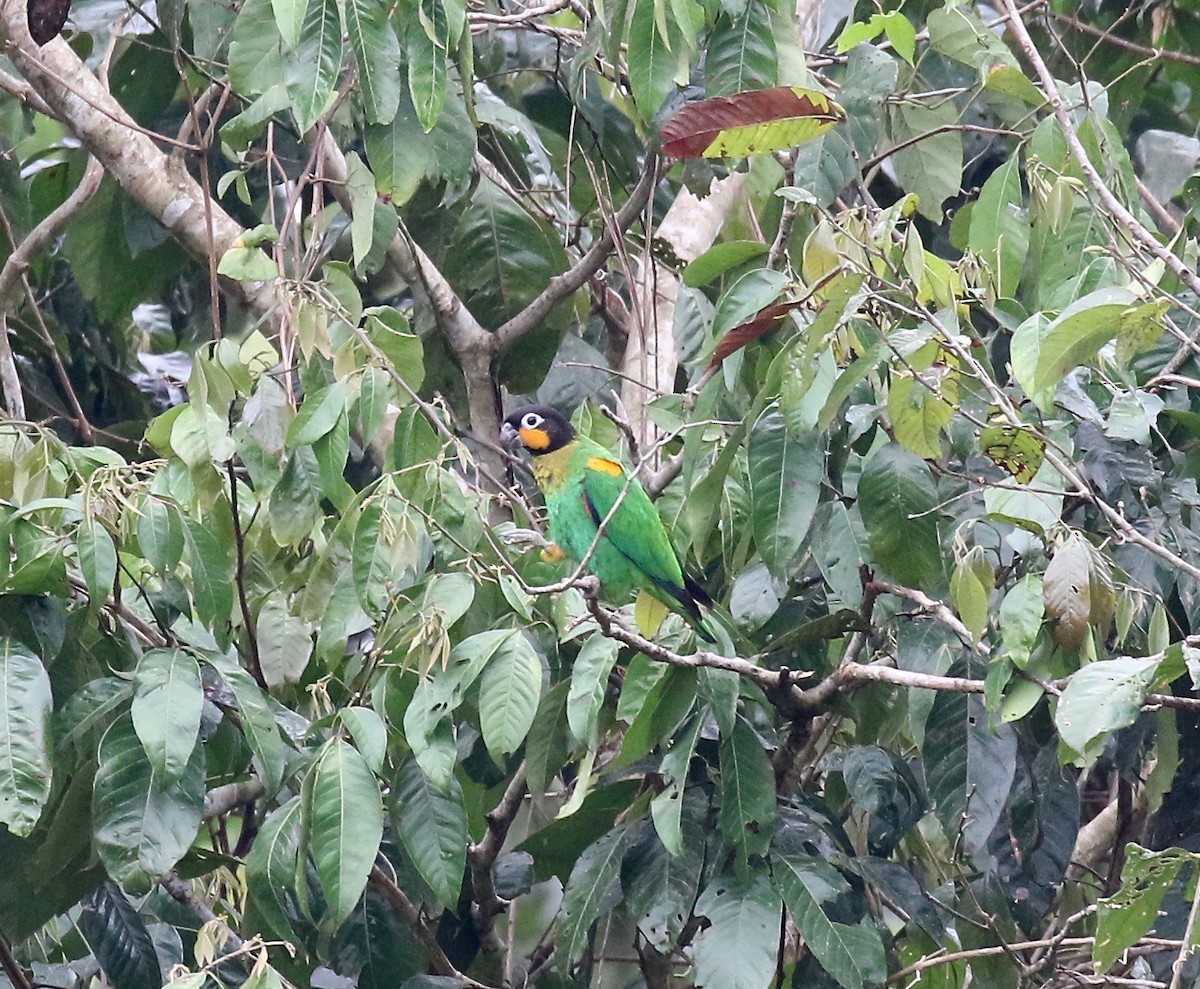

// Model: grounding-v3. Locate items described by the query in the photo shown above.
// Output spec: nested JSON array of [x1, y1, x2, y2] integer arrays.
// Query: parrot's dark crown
[[504, 404, 576, 454]]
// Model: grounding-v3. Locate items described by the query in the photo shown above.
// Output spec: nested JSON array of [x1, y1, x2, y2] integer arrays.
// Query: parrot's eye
[[521, 412, 543, 430]]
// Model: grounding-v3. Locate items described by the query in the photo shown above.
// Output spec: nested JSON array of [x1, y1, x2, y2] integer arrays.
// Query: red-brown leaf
[[661, 86, 843, 159], [708, 300, 803, 369]]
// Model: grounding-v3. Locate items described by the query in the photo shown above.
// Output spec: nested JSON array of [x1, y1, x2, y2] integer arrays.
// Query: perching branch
[[203, 779, 267, 821]]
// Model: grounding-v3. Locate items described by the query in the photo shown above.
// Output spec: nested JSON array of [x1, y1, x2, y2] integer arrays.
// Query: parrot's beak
[[500, 422, 521, 450]]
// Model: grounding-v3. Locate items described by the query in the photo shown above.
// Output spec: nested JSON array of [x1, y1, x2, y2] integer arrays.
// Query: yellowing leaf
[[635, 591, 669, 638], [980, 421, 1045, 484]]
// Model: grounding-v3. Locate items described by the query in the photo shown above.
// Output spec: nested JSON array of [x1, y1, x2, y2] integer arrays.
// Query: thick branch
[[0, 9, 274, 315], [203, 779, 266, 820], [0, 936, 33, 989]]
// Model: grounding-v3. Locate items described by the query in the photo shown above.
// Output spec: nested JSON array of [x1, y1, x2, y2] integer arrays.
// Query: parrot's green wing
[[576, 452, 692, 605]]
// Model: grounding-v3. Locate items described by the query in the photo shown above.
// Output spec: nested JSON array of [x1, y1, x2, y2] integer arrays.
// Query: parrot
[[501, 404, 714, 639]]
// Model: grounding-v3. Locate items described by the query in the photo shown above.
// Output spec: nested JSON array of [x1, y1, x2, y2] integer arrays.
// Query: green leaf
[[772, 852, 885, 989], [888, 368, 955, 459], [271, 0, 305, 47], [255, 592, 314, 687], [365, 90, 476, 204], [345, 0, 401, 124], [78, 882, 164, 989], [627, 0, 676, 118], [555, 828, 631, 972], [404, 630, 514, 791], [718, 715, 776, 859], [218, 245, 278, 282], [925, 686, 1017, 854], [93, 714, 205, 893], [1095, 846, 1199, 973], [623, 798, 707, 948], [77, 518, 117, 612], [949, 547, 991, 643], [288, 382, 348, 447], [705, 0, 776, 97], [691, 871, 781, 989], [567, 636, 619, 748], [711, 268, 790, 339], [968, 156, 1029, 299], [286, 0, 342, 132], [479, 632, 542, 761], [131, 648, 203, 783], [1000, 574, 1043, 668], [392, 759, 468, 909], [649, 712, 704, 856], [184, 518, 234, 627], [304, 739, 384, 931], [888, 97, 963, 221], [364, 308, 424, 394], [0, 638, 52, 837], [205, 652, 289, 793], [1016, 287, 1138, 397], [682, 241, 770, 288], [1056, 657, 1161, 763], [270, 445, 322, 547], [245, 796, 304, 941], [857, 444, 946, 591], [137, 498, 184, 575], [407, 0, 448, 132], [747, 407, 822, 579]]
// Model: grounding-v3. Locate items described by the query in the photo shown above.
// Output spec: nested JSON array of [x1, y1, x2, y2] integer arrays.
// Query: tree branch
[[367, 866, 495, 988], [467, 765, 528, 946], [203, 778, 267, 821], [0, 154, 104, 418], [0, 7, 275, 315], [493, 153, 660, 351], [0, 936, 33, 989], [227, 462, 268, 690], [999, 0, 1200, 335]]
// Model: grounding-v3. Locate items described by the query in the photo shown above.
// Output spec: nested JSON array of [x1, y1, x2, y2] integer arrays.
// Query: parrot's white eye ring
[[522, 412, 543, 429]]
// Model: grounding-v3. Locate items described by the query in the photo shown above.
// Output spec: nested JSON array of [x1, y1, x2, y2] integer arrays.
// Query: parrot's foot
[[502, 529, 567, 563]]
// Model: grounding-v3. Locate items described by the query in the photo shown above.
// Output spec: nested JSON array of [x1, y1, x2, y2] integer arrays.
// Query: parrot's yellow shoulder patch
[[586, 456, 624, 477]]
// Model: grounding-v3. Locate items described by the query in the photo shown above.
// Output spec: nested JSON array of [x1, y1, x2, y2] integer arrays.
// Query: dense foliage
[[6, 0, 1200, 987]]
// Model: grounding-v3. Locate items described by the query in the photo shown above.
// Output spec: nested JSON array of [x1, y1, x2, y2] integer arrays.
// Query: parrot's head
[[502, 404, 575, 455]]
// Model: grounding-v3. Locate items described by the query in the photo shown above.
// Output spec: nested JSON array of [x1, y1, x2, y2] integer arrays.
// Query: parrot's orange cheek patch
[[587, 456, 624, 477], [520, 427, 551, 450]]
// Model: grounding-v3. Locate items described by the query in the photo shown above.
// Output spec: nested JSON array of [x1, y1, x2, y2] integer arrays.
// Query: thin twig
[[999, 0, 1200, 376], [0, 155, 104, 419], [0, 936, 33, 989], [227, 461, 267, 690]]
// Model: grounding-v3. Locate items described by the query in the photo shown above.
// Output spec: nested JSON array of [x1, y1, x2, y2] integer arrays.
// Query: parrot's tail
[[664, 575, 716, 643]]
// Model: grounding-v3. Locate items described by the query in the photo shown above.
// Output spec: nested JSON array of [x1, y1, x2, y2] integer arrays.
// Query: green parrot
[[502, 404, 713, 638]]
